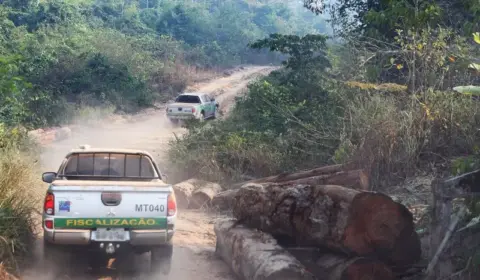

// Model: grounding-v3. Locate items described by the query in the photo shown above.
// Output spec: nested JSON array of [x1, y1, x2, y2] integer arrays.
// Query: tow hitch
[[99, 242, 120, 254]]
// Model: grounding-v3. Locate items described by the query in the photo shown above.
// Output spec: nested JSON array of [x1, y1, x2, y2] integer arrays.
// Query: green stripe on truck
[[53, 217, 168, 229]]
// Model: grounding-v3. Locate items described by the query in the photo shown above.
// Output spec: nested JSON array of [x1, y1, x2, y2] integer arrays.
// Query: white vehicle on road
[[166, 92, 219, 124], [41, 145, 176, 275]]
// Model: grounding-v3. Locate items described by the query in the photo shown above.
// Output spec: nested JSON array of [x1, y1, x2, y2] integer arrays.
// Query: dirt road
[[23, 66, 276, 280]]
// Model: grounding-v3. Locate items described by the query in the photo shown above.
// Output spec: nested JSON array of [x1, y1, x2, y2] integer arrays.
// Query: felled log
[[278, 169, 369, 190], [233, 164, 344, 187], [172, 179, 197, 209], [287, 248, 394, 280], [211, 189, 238, 211], [315, 255, 393, 280], [233, 183, 421, 268], [214, 218, 316, 280], [190, 181, 222, 209]]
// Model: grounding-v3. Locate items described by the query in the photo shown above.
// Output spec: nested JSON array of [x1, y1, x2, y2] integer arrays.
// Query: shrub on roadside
[[168, 74, 480, 189], [0, 126, 41, 272]]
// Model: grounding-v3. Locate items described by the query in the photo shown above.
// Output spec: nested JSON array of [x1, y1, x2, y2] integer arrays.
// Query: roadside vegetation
[[168, 2, 480, 275], [0, 0, 328, 275]]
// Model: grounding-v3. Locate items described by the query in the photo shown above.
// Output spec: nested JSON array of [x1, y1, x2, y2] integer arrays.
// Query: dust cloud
[[23, 66, 274, 280]]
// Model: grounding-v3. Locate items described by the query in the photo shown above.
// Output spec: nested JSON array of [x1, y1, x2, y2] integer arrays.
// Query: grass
[[0, 148, 42, 273]]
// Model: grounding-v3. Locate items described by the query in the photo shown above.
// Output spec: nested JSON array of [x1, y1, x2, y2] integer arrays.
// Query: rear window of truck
[[175, 95, 201, 103], [61, 153, 158, 180]]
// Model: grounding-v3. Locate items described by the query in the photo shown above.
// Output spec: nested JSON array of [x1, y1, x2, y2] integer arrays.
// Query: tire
[[150, 243, 173, 276], [169, 118, 179, 125], [199, 112, 205, 122]]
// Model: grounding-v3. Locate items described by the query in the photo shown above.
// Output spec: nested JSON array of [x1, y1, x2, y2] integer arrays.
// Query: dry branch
[[232, 183, 421, 268], [232, 164, 369, 190], [232, 164, 346, 187]]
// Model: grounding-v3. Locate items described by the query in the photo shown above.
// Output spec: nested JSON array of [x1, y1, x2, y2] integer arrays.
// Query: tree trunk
[[278, 169, 369, 191], [315, 255, 394, 280], [214, 218, 316, 280], [231, 164, 346, 187], [173, 179, 197, 209], [190, 182, 223, 209], [288, 248, 394, 280], [232, 183, 421, 269], [211, 189, 238, 211]]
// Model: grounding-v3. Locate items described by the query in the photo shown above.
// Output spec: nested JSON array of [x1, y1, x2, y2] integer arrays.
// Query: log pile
[[212, 164, 370, 211], [212, 163, 422, 280], [231, 164, 370, 190]]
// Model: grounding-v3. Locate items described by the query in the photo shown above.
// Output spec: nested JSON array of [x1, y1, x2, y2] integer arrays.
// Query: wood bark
[[211, 189, 238, 211], [214, 218, 316, 280], [232, 183, 421, 268], [278, 169, 369, 191], [288, 248, 394, 280], [190, 181, 223, 209], [315, 255, 393, 280]]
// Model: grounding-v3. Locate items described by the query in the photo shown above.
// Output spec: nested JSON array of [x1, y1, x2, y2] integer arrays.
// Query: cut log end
[[190, 183, 223, 209], [173, 180, 196, 209], [344, 192, 421, 266]]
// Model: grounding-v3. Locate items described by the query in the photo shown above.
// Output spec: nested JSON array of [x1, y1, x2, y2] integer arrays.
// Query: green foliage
[[249, 34, 330, 71], [0, 0, 328, 128], [314, 0, 480, 39], [0, 148, 41, 272]]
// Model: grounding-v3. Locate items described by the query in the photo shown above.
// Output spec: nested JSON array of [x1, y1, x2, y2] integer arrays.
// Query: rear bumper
[[44, 228, 175, 246], [166, 113, 198, 120]]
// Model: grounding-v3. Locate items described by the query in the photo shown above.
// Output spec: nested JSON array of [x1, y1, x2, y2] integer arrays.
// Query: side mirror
[[210, 98, 215, 102], [42, 172, 57, 183]]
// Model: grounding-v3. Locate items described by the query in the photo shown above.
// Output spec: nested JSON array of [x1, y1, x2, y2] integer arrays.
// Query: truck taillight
[[45, 220, 53, 229], [167, 192, 176, 216], [44, 192, 54, 215], [192, 108, 196, 113]]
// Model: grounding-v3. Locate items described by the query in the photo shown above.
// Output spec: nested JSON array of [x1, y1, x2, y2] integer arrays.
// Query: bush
[[0, 124, 41, 272], [168, 120, 285, 185], [168, 70, 480, 189], [0, 148, 41, 271], [336, 88, 480, 186]]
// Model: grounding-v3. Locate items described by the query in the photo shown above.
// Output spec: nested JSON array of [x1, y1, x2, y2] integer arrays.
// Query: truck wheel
[[150, 243, 173, 276], [169, 119, 179, 126], [199, 111, 205, 122]]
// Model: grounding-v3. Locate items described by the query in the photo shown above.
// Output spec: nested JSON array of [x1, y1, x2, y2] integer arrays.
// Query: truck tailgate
[[50, 184, 171, 229]]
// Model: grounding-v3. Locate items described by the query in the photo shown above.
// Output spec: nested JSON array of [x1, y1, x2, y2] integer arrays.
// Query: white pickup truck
[[166, 92, 219, 124], [40, 145, 176, 275]]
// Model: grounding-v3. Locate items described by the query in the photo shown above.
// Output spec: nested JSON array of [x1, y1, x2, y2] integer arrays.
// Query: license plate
[[91, 228, 130, 242]]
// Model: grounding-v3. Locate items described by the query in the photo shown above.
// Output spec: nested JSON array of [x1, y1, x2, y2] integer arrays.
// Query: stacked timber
[[212, 164, 369, 211], [212, 163, 422, 280]]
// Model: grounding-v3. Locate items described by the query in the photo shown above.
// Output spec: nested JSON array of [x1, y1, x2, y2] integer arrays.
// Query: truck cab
[[41, 145, 176, 275]]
